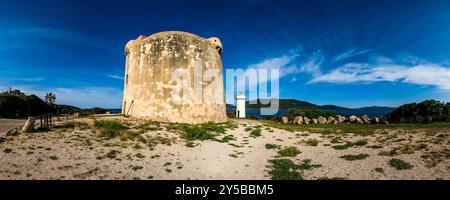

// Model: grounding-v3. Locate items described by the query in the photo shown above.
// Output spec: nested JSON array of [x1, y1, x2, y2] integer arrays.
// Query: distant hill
[[227, 99, 349, 110], [226, 99, 396, 117]]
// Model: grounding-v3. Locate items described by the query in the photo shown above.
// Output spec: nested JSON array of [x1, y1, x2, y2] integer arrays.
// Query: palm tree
[[45, 92, 56, 105]]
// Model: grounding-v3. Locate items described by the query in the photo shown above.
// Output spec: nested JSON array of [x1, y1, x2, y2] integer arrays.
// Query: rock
[[356, 118, 364, 124], [0, 137, 5, 144], [281, 116, 289, 124], [415, 115, 424, 123], [371, 117, 380, 124], [318, 116, 327, 124], [312, 118, 318, 124], [293, 116, 303, 125], [304, 117, 311, 125], [337, 115, 346, 123], [349, 115, 358, 123], [21, 117, 35, 133], [74, 112, 80, 118], [327, 116, 336, 124], [380, 116, 389, 125], [361, 115, 371, 124]]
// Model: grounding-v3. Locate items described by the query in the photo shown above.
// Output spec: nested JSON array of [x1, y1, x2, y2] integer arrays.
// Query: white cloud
[[334, 48, 373, 61], [13, 77, 45, 82], [309, 62, 450, 91], [106, 74, 124, 80]]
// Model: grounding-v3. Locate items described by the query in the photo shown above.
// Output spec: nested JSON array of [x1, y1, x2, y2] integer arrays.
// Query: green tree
[[44, 92, 56, 105]]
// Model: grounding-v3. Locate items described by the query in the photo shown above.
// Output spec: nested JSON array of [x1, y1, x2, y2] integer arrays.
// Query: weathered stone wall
[[122, 31, 227, 123]]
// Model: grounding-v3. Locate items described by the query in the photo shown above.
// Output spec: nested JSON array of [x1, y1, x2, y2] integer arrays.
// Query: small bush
[[267, 159, 304, 180], [94, 120, 126, 129], [304, 139, 319, 146], [250, 128, 262, 137], [3, 148, 12, 153], [389, 159, 413, 170], [265, 143, 278, 149], [354, 140, 368, 146], [340, 154, 369, 161], [278, 146, 301, 157], [375, 167, 384, 173]]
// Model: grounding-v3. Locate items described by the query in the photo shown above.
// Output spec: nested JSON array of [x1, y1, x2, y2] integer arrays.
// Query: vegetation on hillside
[[387, 100, 450, 123], [0, 92, 53, 117]]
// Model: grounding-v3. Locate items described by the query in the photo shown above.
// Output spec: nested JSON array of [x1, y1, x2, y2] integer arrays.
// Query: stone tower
[[122, 31, 227, 124]]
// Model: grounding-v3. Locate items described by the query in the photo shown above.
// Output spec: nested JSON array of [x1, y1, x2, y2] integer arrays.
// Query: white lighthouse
[[236, 95, 246, 118]]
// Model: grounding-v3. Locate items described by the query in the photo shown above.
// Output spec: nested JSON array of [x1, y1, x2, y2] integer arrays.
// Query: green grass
[[229, 154, 238, 158], [215, 135, 235, 143], [354, 140, 368, 146], [135, 153, 145, 158], [267, 159, 321, 180], [250, 128, 262, 137], [304, 139, 319, 146], [244, 127, 253, 132], [375, 167, 384, 173], [379, 149, 398, 156], [131, 165, 143, 171], [277, 146, 301, 157], [340, 154, 369, 161], [185, 142, 197, 148], [265, 143, 278, 149], [94, 119, 126, 129], [389, 159, 413, 170], [3, 148, 12, 153], [136, 121, 161, 132], [168, 121, 237, 142], [94, 119, 140, 141], [297, 159, 322, 170], [262, 120, 450, 136], [106, 150, 120, 159], [332, 142, 354, 150], [267, 159, 304, 180]]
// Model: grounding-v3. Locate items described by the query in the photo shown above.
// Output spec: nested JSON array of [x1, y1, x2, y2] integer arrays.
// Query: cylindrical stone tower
[[122, 31, 227, 123]]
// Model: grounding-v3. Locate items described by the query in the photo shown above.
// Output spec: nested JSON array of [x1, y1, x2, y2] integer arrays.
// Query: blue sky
[[1, 0, 450, 108]]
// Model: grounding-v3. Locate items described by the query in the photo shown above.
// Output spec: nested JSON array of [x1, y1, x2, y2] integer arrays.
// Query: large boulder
[[327, 116, 336, 124], [21, 117, 35, 133], [349, 115, 358, 123], [318, 116, 327, 124], [304, 117, 311, 125], [337, 115, 346, 123], [371, 117, 380, 124], [361, 115, 371, 124], [312, 118, 318, 124], [356, 118, 364, 124], [281, 116, 289, 124], [293, 116, 303, 125]]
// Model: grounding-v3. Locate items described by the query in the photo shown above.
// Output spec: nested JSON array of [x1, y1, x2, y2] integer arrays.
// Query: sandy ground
[[0, 117, 449, 180]]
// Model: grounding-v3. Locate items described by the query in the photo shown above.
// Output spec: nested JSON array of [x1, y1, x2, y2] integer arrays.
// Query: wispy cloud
[[309, 61, 450, 91], [0, 27, 118, 52], [106, 74, 124, 80], [334, 48, 373, 62], [13, 77, 45, 82]]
